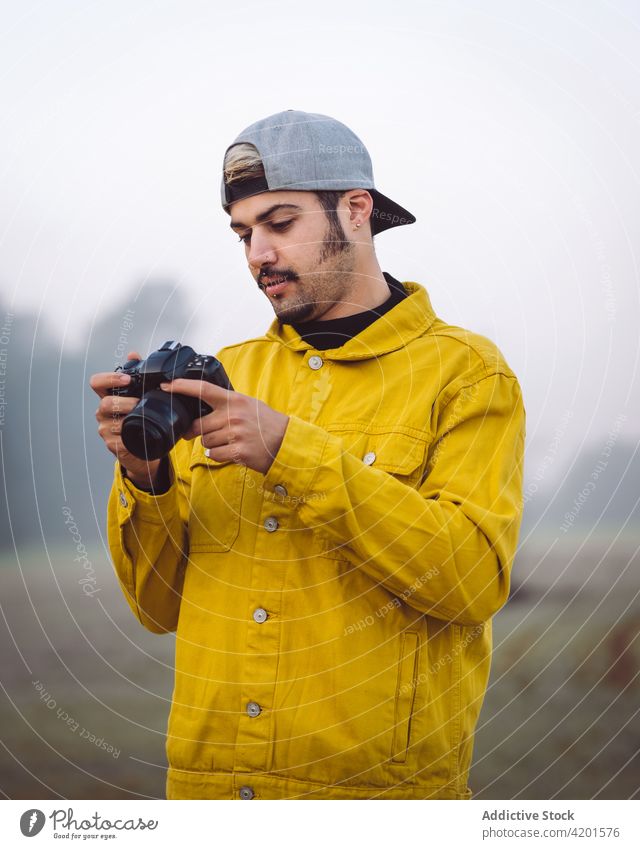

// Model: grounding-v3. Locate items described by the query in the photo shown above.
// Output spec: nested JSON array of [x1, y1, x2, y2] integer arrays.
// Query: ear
[[344, 190, 374, 231]]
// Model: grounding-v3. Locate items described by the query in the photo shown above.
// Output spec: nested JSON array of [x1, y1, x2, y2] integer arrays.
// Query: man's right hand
[[90, 351, 162, 489]]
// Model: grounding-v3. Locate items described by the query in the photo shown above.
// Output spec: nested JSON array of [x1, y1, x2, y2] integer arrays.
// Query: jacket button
[[363, 451, 376, 466], [118, 492, 128, 508], [274, 484, 288, 498], [246, 701, 261, 717], [308, 355, 323, 370], [253, 607, 268, 624], [239, 785, 255, 800], [264, 516, 279, 533]]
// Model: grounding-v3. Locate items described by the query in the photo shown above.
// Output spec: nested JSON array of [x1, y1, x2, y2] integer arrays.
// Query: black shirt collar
[[290, 272, 407, 351]]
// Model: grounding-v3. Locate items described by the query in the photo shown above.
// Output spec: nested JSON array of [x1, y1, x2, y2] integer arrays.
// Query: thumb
[[127, 350, 142, 361]]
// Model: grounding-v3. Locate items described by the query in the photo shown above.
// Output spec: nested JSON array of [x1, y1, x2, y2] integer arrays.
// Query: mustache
[[257, 268, 299, 291]]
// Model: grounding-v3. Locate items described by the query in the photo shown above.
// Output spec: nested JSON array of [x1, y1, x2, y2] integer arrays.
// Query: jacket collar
[[264, 281, 436, 360]]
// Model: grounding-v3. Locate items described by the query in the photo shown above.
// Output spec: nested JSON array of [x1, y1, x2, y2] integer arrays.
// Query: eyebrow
[[229, 203, 303, 232]]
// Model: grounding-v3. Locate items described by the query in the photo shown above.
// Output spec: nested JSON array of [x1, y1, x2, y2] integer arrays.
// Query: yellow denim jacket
[[107, 281, 526, 800]]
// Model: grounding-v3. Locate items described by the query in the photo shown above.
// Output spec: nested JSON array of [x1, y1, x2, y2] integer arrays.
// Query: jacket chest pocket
[[187, 444, 246, 553], [328, 426, 429, 487]]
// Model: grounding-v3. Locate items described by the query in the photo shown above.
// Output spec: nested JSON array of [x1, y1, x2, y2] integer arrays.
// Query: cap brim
[[368, 189, 416, 235]]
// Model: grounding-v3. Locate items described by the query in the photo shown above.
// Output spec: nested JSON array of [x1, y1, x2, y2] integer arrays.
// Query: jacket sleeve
[[106, 440, 191, 634], [263, 370, 526, 625]]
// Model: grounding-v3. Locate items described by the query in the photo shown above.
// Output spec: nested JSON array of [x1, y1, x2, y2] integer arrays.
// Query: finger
[[90, 371, 132, 398], [98, 420, 124, 440], [202, 444, 242, 465], [97, 395, 140, 418], [184, 409, 227, 439], [113, 441, 132, 463], [201, 429, 233, 450], [127, 351, 142, 361], [159, 379, 232, 405]]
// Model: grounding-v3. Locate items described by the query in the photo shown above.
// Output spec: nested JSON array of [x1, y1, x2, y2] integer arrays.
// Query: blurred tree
[[0, 281, 190, 551]]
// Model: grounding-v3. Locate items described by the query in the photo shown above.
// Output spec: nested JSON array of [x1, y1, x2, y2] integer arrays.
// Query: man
[[91, 110, 526, 800]]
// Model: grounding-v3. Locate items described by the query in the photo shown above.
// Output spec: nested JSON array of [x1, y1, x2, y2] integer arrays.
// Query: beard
[[261, 217, 357, 325]]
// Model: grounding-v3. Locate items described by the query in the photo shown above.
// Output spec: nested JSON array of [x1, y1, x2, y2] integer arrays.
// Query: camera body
[[111, 340, 233, 460]]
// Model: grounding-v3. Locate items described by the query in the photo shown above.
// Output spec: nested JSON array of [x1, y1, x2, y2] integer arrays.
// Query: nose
[[247, 228, 277, 270]]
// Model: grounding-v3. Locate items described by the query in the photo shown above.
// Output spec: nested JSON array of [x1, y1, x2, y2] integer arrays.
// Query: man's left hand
[[160, 379, 289, 475]]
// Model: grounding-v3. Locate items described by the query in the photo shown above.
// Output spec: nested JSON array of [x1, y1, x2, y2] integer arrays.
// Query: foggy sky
[[1, 0, 639, 489]]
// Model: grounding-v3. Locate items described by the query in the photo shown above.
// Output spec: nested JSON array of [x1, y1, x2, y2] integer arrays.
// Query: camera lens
[[121, 390, 193, 460]]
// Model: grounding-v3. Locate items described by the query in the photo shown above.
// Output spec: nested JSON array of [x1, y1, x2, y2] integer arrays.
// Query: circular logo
[[20, 810, 45, 837]]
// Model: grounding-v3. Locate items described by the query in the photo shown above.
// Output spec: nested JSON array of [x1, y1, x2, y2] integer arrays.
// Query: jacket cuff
[[262, 415, 329, 501], [121, 455, 171, 495], [113, 459, 179, 526]]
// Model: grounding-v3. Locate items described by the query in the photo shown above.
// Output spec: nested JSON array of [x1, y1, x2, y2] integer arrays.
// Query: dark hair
[[313, 190, 348, 258], [316, 189, 374, 242]]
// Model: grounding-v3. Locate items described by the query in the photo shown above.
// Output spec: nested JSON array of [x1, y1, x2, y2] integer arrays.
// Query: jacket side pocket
[[188, 443, 245, 553], [391, 630, 420, 763]]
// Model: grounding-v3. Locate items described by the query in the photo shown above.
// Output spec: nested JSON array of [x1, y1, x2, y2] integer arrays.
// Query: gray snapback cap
[[221, 110, 416, 235]]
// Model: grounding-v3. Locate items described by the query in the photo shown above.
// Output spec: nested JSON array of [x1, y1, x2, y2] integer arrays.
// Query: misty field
[[1, 538, 638, 799]]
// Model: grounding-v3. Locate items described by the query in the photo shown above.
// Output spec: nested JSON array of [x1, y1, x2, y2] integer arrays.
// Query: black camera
[[111, 341, 233, 461]]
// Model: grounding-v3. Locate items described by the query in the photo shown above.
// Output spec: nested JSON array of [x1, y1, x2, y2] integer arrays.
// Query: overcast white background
[[1, 0, 639, 486]]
